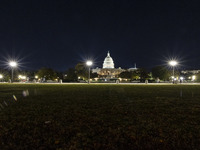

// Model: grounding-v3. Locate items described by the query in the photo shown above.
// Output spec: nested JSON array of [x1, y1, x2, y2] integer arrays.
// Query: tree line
[[0, 63, 200, 82]]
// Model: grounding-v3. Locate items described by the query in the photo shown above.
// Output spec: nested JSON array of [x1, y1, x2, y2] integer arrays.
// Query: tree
[[138, 68, 150, 80], [64, 68, 77, 82], [152, 66, 170, 81], [119, 71, 132, 79], [37, 68, 57, 80], [90, 72, 98, 78], [196, 73, 200, 82], [130, 70, 140, 80], [56, 71, 64, 80], [75, 62, 88, 79], [0, 68, 10, 82]]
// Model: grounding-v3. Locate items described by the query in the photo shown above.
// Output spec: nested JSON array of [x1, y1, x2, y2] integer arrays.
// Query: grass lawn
[[0, 84, 200, 149]]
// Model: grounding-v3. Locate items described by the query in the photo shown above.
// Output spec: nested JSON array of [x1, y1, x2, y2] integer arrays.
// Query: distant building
[[181, 70, 200, 74], [127, 63, 137, 72], [92, 51, 137, 79], [181, 70, 200, 81]]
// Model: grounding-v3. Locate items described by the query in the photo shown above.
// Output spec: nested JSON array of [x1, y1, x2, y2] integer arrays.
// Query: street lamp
[[9, 61, 17, 83], [0, 74, 3, 79], [86, 60, 93, 84], [0, 74, 3, 82], [169, 60, 178, 84]]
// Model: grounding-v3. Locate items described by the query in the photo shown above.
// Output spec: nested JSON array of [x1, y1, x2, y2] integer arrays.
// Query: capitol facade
[[92, 52, 125, 79]]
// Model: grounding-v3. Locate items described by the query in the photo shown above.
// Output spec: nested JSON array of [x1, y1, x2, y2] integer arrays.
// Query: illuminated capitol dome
[[92, 51, 138, 80], [92, 51, 125, 79], [103, 51, 115, 68]]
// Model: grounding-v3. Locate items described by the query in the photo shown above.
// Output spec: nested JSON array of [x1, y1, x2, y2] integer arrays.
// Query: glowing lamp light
[[18, 75, 26, 80], [180, 77, 184, 80], [9, 61, 18, 83], [0, 74, 3, 79], [86, 60, 93, 84], [192, 75, 196, 81], [86, 61, 93, 66], [169, 60, 178, 66], [35, 75, 38, 79], [21, 76, 26, 80], [169, 60, 178, 84], [9, 61, 17, 67]]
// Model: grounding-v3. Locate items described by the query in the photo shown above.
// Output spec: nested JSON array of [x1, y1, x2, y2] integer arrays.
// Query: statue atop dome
[[107, 51, 110, 57], [103, 51, 115, 68]]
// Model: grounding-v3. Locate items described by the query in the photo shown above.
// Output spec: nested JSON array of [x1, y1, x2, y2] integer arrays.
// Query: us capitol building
[[92, 51, 137, 79]]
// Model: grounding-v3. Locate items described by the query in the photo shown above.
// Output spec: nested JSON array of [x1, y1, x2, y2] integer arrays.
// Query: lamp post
[[0, 74, 3, 82], [9, 61, 17, 83], [169, 60, 177, 84], [86, 60, 93, 84]]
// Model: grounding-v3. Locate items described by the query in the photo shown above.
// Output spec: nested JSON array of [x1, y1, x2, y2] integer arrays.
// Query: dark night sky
[[0, 0, 200, 71]]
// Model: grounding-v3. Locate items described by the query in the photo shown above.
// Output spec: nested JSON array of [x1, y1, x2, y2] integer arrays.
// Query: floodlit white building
[[92, 51, 125, 79]]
